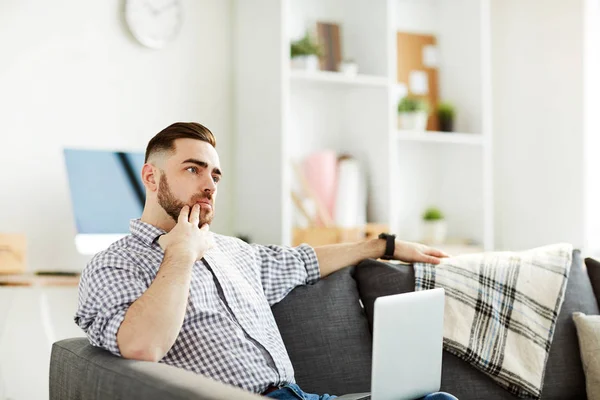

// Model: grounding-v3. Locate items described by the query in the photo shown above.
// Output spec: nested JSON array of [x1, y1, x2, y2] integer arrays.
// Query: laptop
[[338, 288, 445, 400]]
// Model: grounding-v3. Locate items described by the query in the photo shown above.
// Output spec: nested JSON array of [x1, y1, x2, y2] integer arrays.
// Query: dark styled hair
[[144, 122, 216, 162]]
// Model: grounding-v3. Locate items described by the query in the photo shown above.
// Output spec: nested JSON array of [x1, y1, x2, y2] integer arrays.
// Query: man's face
[[155, 139, 221, 227]]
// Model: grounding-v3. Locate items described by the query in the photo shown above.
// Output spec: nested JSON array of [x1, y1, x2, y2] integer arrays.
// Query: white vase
[[422, 220, 447, 245], [398, 111, 428, 131], [291, 55, 319, 72], [339, 62, 358, 76]]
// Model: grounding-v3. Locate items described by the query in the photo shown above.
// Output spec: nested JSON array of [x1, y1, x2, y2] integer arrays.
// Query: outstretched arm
[[314, 238, 450, 278]]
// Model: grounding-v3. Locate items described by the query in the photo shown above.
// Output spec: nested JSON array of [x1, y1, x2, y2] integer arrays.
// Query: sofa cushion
[[540, 250, 599, 399], [584, 258, 600, 309], [354, 250, 597, 399], [271, 266, 371, 396], [572, 312, 600, 400], [352, 260, 415, 332]]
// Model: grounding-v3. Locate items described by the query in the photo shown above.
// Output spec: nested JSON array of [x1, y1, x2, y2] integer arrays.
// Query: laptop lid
[[371, 288, 445, 400]]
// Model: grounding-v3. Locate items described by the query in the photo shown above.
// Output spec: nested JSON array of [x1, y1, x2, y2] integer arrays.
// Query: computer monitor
[[63, 149, 146, 255]]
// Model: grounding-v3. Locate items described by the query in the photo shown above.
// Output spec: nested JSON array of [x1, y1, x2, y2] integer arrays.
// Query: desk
[[0, 273, 80, 346], [0, 273, 81, 400], [0, 273, 79, 287]]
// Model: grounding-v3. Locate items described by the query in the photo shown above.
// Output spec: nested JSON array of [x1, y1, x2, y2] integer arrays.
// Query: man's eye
[[186, 167, 197, 173], [213, 176, 220, 183]]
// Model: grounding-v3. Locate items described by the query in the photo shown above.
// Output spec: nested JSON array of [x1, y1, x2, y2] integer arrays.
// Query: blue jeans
[[264, 383, 458, 400]]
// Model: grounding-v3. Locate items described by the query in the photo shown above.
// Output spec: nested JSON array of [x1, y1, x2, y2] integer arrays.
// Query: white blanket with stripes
[[414, 243, 573, 399]]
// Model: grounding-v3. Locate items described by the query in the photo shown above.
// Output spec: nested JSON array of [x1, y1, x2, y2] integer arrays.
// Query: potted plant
[[437, 102, 456, 132], [290, 32, 322, 71], [422, 207, 447, 245], [397, 97, 429, 131]]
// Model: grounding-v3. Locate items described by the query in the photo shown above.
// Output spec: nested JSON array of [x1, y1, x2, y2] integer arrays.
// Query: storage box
[[0, 234, 27, 274], [292, 223, 389, 247]]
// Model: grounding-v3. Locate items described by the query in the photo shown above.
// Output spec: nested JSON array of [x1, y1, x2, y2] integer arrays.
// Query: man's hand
[[157, 204, 214, 261], [393, 240, 450, 265]]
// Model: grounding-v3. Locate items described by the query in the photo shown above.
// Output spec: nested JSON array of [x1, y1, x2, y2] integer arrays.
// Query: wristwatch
[[378, 233, 396, 260]]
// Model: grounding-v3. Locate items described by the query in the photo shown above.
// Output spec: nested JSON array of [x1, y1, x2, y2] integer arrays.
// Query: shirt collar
[[129, 218, 166, 247]]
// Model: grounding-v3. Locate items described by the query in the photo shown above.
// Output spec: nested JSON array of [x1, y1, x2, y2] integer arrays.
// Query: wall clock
[[124, 0, 183, 49]]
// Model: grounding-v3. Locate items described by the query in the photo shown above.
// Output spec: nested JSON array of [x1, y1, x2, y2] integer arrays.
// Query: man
[[75, 122, 457, 400]]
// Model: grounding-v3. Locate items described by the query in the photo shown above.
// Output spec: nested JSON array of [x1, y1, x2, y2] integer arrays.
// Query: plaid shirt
[[74, 219, 320, 393]]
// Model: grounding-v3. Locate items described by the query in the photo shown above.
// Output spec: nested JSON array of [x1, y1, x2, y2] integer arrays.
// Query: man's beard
[[157, 174, 214, 227]]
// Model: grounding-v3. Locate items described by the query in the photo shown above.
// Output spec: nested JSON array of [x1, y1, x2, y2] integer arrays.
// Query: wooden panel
[[317, 22, 342, 72], [396, 32, 439, 131], [0, 234, 26, 274]]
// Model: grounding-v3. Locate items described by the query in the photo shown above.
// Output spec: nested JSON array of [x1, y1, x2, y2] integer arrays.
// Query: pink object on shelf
[[302, 150, 338, 226]]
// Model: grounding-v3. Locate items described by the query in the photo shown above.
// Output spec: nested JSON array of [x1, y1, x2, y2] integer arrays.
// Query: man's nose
[[203, 175, 216, 194]]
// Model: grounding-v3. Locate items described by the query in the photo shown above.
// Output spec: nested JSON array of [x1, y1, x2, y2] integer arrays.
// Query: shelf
[[420, 238, 484, 253], [396, 130, 485, 146], [289, 70, 389, 87], [431, 243, 485, 256]]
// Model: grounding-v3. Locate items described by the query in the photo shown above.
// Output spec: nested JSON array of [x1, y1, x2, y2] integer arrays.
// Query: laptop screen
[[63, 149, 146, 235]]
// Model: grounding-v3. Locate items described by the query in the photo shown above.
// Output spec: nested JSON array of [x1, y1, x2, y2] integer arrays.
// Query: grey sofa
[[50, 250, 599, 399]]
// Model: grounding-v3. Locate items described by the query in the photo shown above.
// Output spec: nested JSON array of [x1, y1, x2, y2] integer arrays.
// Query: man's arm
[[252, 243, 320, 306], [314, 238, 450, 278], [116, 248, 195, 362], [117, 204, 213, 362]]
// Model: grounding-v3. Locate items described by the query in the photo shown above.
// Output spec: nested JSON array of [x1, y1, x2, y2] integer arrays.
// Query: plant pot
[[398, 111, 428, 131], [339, 61, 358, 76], [422, 220, 447, 245], [439, 118, 454, 132], [291, 55, 319, 72]]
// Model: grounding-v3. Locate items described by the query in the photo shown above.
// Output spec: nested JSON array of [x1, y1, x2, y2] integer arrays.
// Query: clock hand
[[157, 0, 177, 14], [143, 0, 159, 16]]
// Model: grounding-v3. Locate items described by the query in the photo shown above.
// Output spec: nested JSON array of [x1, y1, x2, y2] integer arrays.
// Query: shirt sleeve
[[74, 252, 148, 356], [251, 243, 320, 306]]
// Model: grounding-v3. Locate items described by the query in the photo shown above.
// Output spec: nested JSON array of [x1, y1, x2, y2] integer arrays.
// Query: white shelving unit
[[290, 70, 389, 87], [233, 0, 493, 251], [397, 130, 484, 146]]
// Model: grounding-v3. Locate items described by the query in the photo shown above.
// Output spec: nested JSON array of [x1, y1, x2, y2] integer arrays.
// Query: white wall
[[0, 1, 233, 399], [492, 0, 585, 251], [233, 0, 287, 245], [0, 0, 233, 273], [393, 0, 439, 35], [584, 0, 600, 256]]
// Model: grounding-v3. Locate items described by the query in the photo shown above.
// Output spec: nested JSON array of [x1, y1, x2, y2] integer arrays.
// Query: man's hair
[[144, 122, 216, 163]]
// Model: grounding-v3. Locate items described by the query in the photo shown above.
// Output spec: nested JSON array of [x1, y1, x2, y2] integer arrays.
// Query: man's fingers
[[200, 223, 210, 231], [425, 255, 442, 265], [189, 204, 200, 224], [178, 205, 190, 223], [425, 247, 451, 258]]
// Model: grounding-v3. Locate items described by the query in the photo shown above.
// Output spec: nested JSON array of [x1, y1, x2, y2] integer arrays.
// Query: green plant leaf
[[397, 97, 429, 113], [290, 32, 322, 58], [437, 102, 455, 121], [423, 207, 444, 220]]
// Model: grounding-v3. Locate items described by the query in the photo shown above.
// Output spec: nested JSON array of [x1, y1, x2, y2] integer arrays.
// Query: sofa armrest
[[50, 338, 263, 400]]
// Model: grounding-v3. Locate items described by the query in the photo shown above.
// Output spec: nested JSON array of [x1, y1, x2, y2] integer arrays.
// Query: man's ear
[[142, 163, 159, 192]]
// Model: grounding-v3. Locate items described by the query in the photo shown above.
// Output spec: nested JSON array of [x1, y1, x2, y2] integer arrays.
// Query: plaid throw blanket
[[414, 243, 573, 399]]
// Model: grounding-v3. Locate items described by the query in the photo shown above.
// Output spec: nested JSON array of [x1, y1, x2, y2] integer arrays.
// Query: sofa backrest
[[271, 266, 372, 396], [353, 250, 598, 400]]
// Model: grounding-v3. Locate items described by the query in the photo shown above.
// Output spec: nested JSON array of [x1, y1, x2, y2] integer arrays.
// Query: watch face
[[125, 0, 183, 49]]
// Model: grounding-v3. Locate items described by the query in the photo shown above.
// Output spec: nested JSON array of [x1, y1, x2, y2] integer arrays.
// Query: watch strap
[[378, 233, 396, 260]]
